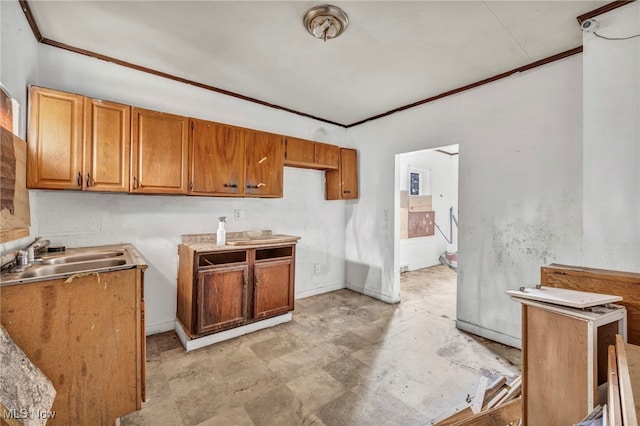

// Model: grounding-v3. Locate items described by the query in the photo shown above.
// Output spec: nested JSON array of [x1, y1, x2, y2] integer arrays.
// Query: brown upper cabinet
[[131, 108, 189, 194], [284, 137, 339, 170], [244, 130, 284, 197], [189, 119, 284, 198], [27, 86, 130, 192], [189, 118, 244, 196], [326, 148, 358, 200], [28, 86, 354, 200]]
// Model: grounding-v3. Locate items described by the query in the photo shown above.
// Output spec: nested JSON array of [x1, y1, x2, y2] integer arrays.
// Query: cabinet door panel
[[190, 118, 244, 195], [27, 86, 84, 189], [85, 99, 130, 192], [254, 260, 294, 320], [341, 148, 358, 199], [314, 142, 339, 169], [284, 137, 314, 167], [244, 130, 283, 197], [198, 266, 248, 333], [132, 108, 188, 194], [326, 148, 358, 200]]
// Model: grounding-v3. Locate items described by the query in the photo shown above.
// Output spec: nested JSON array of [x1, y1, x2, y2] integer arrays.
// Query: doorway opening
[[393, 144, 459, 308]]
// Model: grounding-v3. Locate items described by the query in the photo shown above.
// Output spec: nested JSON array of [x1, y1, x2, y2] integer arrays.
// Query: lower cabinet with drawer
[[177, 243, 296, 340]]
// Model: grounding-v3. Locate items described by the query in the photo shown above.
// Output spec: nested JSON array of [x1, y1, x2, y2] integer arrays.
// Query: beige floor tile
[[286, 367, 346, 415], [243, 386, 304, 426], [121, 265, 521, 426], [194, 407, 255, 426]]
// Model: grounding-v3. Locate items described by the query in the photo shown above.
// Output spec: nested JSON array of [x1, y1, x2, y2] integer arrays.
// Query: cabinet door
[[131, 108, 188, 194], [253, 259, 294, 320], [244, 130, 284, 197], [197, 266, 249, 334], [314, 142, 339, 170], [27, 86, 84, 189], [84, 99, 130, 192], [341, 148, 359, 199], [284, 137, 314, 168], [189, 118, 244, 195], [326, 148, 358, 200]]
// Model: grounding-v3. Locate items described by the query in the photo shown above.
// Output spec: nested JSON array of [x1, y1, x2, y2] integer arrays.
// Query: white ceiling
[[26, 1, 606, 126]]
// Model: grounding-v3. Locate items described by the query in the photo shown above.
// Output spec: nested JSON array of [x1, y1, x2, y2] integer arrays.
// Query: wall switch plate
[[314, 264, 321, 274], [234, 209, 244, 221]]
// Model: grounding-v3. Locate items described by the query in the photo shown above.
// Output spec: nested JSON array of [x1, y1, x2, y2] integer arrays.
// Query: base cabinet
[[178, 244, 296, 338], [0, 268, 145, 425]]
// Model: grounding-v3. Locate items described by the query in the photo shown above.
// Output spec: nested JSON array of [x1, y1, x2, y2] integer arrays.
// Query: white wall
[[347, 56, 585, 346], [582, 3, 640, 272], [0, 0, 40, 256], [397, 147, 458, 271]]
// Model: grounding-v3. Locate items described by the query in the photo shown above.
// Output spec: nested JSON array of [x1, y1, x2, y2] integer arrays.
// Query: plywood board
[[524, 304, 589, 425], [400, 190, 409, 208], [408, 194, 432, 211], [400, 208, 408, 239], [608, 344, 623, 426], [622, 338, 640, 422], [616, 335, 639, 425], [408, 210, 435, 238], [0, 269, 142, 425], [0, 128, 30, 242], [507, 287, 621, 309]]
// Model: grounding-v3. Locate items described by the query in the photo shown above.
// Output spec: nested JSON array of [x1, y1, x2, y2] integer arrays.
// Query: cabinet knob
[[223, 183, 238, 188], [132, 176, 139, 190], [254, 275, 259, 287], [76, 171, 82, 186], [86, 173, 93, 187]]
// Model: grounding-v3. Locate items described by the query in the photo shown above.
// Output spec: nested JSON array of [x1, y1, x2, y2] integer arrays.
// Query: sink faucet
[[0, 238, 51, 273], [15, 238, 50, 265]]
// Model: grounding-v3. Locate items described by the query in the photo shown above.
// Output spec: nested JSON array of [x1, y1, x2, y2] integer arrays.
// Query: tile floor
[[122, 265, 520, 426]]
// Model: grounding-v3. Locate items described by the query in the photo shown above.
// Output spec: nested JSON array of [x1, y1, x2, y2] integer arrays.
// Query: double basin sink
[[1, 247, 136, 286]]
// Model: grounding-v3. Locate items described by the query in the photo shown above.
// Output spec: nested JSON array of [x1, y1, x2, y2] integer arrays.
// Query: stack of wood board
[[431, 375, 522, 425], [606, 334, 640, 425]]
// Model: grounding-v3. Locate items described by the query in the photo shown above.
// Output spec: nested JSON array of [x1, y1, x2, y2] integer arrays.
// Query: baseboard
[[175, 313, 292, 352], [295, 282, 346, 299], [145, 320, 175, 336], [455, 319, 521, 349], [406, 256, 441, 271], [345, 283, 400, 304]]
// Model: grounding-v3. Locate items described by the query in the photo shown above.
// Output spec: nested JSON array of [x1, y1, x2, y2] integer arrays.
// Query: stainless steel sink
[[1, 246, 137, 285], [40, 250, 124, 265], [20, 258, 127, 278]]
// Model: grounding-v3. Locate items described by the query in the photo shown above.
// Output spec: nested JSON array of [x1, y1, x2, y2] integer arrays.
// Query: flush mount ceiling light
[[303, 5, 349, 42]]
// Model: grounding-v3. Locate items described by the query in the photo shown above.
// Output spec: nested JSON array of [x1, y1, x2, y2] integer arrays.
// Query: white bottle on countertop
[[217, 216, 227, 246]]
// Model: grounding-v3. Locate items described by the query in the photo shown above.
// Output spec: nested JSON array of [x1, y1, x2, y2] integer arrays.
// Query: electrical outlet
[[234, 209, 244, 221], [314, 264, 321, 274]]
